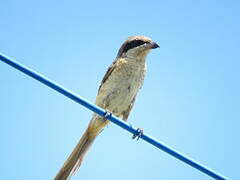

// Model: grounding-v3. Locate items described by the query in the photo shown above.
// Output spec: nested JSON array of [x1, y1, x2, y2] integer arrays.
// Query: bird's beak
[[150, 41, 160, 49]]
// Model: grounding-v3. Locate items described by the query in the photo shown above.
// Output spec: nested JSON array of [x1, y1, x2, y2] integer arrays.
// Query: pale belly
[[88, 59, 146, 133], [95, 62, 146, 117]]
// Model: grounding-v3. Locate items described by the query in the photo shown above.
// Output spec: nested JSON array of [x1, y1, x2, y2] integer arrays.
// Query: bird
[[54, 35, 159, 180]]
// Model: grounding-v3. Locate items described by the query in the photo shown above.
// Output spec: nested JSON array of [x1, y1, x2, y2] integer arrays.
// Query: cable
[[0, 53, 228, 180]]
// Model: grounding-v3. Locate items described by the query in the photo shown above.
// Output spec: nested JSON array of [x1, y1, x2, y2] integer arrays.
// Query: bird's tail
[[54, 115, 108, 180], [54, 128, 96, 180]]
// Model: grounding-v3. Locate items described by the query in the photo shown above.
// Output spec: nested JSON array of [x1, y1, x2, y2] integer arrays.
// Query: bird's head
[[117, 35, 159, 59]]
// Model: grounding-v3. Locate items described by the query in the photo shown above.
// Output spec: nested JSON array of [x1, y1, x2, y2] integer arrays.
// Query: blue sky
[[0, 0, 239, 180]]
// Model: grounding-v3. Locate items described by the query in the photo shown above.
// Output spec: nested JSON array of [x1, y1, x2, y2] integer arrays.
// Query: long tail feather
[[54, 128, 96, 180]]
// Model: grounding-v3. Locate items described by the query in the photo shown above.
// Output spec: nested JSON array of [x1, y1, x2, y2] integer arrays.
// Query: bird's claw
[[103, 111, 112, 121], [132, 128, 143, 140]]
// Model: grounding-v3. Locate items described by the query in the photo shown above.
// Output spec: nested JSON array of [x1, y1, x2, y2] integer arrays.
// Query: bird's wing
[[98, 59, 118, 92]]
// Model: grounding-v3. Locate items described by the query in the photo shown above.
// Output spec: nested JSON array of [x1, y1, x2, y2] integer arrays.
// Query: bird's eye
[[122, 40, 146, 53]]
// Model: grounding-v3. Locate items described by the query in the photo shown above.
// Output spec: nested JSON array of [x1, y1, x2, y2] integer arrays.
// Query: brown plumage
[[54, 35, 159, 180]]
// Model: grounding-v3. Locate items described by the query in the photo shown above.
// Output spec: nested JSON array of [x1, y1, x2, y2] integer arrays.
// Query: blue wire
[[0, 53, 228, 180]]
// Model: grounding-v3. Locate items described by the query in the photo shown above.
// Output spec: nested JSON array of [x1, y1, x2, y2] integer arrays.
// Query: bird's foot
[[132, 128, 143, 140], [103, 111, 112, 121]]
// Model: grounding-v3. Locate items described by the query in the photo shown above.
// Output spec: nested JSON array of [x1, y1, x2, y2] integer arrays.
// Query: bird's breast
[[96, 59, 146, 116]]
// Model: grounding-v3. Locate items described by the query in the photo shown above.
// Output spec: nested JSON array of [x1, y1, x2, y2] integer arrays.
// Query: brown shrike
[[54, 35, 159, 180]]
